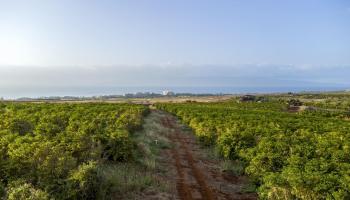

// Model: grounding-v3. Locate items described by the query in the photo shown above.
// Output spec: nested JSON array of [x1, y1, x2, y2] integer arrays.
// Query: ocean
[[0, 86, 348, 99]]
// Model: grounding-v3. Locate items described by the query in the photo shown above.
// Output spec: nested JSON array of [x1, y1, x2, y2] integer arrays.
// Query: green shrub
[[67, 161, 99, 199], [157, 101, 350, 199], [9, 118, 33, 135], [0, 103, 149, 199], [7, 181, 49, 200], [0, 181, 5, 198]]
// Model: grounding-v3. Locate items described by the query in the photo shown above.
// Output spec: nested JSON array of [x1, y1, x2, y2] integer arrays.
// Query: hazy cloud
[[0, 64, 349, 87]]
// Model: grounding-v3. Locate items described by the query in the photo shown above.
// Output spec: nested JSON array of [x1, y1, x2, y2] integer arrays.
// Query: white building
[[162, 90, 175, 96]]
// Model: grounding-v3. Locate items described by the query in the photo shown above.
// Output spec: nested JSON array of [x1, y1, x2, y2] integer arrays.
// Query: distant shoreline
[[1, 89, 349, 102]]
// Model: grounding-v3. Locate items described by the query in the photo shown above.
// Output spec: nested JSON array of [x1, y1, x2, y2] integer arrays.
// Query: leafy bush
[[0, 103, 149, 199], [7, 181, 49, 200], [0, 181, 5, 198], [67, 161, 99, 199], [8, 118, 33, 135]]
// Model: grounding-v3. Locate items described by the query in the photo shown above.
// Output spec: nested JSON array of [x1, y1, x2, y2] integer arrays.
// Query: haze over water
[[1, 1, 349, 98], [1, 86, 349, 99]]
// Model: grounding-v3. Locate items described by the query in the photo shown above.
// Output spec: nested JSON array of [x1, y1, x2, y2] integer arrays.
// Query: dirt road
[[155, 110, 257, 200]]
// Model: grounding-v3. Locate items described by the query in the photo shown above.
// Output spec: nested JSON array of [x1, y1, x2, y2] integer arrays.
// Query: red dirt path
[[159, 111, 257, 200]]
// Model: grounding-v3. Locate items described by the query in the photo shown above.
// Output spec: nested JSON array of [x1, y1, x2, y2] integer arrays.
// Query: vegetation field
[[0, 102, 153, 199], [1, 92, 350, 200], [156, 95, 350, 200]]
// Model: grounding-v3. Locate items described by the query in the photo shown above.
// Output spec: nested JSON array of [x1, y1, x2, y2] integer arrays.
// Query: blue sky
[[0, 0, 349, 96]]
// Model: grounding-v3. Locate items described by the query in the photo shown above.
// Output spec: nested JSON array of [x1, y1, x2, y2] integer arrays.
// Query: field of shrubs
[[0, 103, 149, 199], [157, 99, 350, 199]]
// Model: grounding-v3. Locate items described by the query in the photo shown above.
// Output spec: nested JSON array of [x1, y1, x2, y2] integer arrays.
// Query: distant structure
[[240, 95, 256, 102], [162, 90, 175, 96], [123, 92, 162, 98]]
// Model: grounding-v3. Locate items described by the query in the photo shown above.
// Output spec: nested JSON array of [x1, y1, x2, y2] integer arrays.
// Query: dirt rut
[[159, 111, 257, 200]]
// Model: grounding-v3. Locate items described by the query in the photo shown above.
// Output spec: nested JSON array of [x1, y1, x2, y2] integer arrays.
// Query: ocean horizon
[[1, 86, 349, 99]]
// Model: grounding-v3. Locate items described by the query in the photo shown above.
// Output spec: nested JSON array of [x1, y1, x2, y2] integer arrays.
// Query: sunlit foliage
[[157, 100, 350, 199], [0, 102, 148, 199]]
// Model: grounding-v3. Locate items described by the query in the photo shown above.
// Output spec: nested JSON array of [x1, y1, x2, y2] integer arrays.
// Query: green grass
[[96, 164, 155, 199], [133, 111, 172, 167], [89, 110, 175, 199], [220, 159, 245, 176], [126, 110, 173, 197]]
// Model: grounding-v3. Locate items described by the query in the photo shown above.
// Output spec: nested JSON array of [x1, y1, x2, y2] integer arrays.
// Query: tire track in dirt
[[162, 116, 195, 199], [177, 133, 216, 200], [163, 116, 215, 200], [171, 147, 194, 200]]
